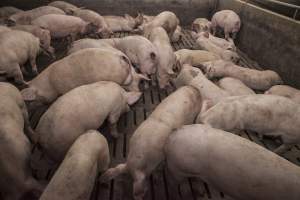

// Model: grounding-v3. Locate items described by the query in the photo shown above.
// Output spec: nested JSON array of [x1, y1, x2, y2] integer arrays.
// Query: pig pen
[[1, 0, 299, 199]]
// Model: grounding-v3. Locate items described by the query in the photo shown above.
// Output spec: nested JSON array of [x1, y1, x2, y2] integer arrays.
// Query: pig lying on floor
[[197, 94, 300, 155], [104, 13, 143, 32], [100, 86, 202, 200], [165, 124, 300, 200], [36, 81, 141, 162], [40, 130, 110, 200], [265, 85, 300, 104]]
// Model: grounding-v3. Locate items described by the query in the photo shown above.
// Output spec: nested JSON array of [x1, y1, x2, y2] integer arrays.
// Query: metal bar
[[251, 0, 300, 9], [294, 8, 299, 19]]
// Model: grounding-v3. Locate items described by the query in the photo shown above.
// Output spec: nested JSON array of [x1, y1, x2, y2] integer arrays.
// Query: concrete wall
[[217, 0, 300, 88], [0, 0, 215, 25]]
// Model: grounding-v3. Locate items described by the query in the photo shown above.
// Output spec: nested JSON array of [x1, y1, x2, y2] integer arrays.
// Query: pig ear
[[138, 74, 151, 81], [125, 91, 142, 105], [21, 88, 37, 101], [150, 52, 156, 60]]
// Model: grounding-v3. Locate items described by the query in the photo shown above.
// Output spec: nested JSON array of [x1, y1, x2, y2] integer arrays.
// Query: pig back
[[166, 124, 300, 200], [48, 48, 131, 95]]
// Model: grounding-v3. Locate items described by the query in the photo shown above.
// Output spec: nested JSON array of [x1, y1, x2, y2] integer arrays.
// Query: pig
[[140, 11, 179, 38], [99, 86, 202, 200], [175, 49, 220, 66], [172, 64, 202, 88], [0, 25, 11, 33], [218, 77, 255, 96], [8, 6, 65, 25], [191, 18, 211, 33], [211, 10, 241, 40], [20, 48, 134, 105], [31, 14, 97, 42], [36, 81, 141, 162], [196, 32, 240, 63], [165, 124, 300, 200], [197, 94, 300, 154], [0, 82, 43, 200], [11, 25, 55, 58], [203, 60, 283, 90], [142, 14, 155, 23], [0, 30, 40, 85], [148, 27, 181, 88], [48, 1, 79, 15], [170, 25, 182, 42], [0, 6, 23, 19], [73, 9, 112, 38], [104, 13, 143, 32], [265, 85, 300, 104], [40, 130, 110, 200], [68, 36, 158, 75]]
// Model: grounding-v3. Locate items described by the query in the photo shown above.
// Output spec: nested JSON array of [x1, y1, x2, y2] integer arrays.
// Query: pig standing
[[165, 124, 300, 200], [140, 11, 179, 38], [11, 25, 55, 58], [21, 48, 134, 105], [191, 18, 211, 33], [36, 81, 141, 162], [196, 32, 239, 63], [0, 6, 23, 19], [104, 13, 143, 32], [0, 30, 40, 85], [175, 49, 220, 66], [40, 130, 110, 200], [265, 85, 300, 104], [32, 14, 97, 42], [203, 60, 283, 90], [100, 86, 202, 200], [148, 27, 180, 88], [211, 10, 241, 40], [197, 94, 300, 154], [68, 36, 158, 75], [218, 77, 255, 96], [8, 6, 65, 25], [48, 1, 79, 15], [0, 82, 42, 200], [73, 9, 112, 38]]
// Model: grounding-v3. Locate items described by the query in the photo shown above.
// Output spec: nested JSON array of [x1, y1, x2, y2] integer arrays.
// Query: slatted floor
[[28, 30, 300, 200]]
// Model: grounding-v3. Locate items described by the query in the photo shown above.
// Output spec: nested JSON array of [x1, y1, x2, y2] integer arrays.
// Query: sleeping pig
[[265, 85, 300, 104], [218, 77, 255, 96], [0, 30, 40, 85], [0, 6, 23, 19], [203, 60, 283, 90], [40, 130, 110, 200], [100, 86, 202, 200], [0, 82, 43, 200], [21, 48, 135, 105], [48, 1, 79, 15], [36, 81, 141, 162], [175, 49, 220, 66], [104, 13, 143, 32], [165, 124, 300, 200], [197, 94, 300, 155], [0, 25, 11, 33]]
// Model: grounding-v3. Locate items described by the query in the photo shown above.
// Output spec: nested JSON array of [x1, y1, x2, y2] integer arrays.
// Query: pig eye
[[150, 52, 156, 60]]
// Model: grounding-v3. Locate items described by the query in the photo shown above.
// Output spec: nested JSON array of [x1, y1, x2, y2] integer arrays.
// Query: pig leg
[[224, 27, 230, 40], [109, 122, 119, 138], [133, 170, 147, 200], [11, 64, 28, 86], [232, 32, 237, 40], [273, 143, 294, 155], [108, 111, 122, 138], [20, 66, 29, 76], [29, 56, 38, 75], [21, 103, 38, 144]]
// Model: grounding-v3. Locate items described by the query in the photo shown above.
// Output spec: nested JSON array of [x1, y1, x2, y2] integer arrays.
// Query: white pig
[[197, 94, 300, 154], [21, 48, 134, 104], [175, 49, 220, 66], [218, 77, 255, 96], [265, 85, 300, 104], [0, 6, 23, 19], [40, 130, 110, 200], [203, 60, 283, 90], [104, 13, 143, 32], [8, 6, 65, 25], [148, 27, 180, 88], [0, 82, 43, 200], [68, 36, 158, 75], [172, 64, 201, 88], [32, 14, 97, 41], [211, 10, 241, 40], [191, 18, 211, 33], [12, 25, 55, 58], [36, 81, 141, 162], [0, 30, 40, 85], [73, 9, 113, 38], [165, 124, 300, 200], [0, 25, 11, 33], [99, 86, 202, 200], [196, 32, 240, 63], [170, 25, 183, 42], [48, 1, 79, 15]]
